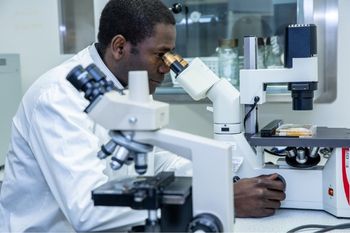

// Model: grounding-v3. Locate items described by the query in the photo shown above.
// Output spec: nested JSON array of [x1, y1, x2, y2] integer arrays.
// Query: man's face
[[124, 23, 176, 94]]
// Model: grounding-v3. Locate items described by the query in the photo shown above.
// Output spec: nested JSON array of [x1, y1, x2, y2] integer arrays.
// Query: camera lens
[[288, 82, 317, 110]]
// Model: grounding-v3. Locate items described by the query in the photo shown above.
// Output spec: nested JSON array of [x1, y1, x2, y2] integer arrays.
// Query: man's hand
[[234, 173, 286, 218]]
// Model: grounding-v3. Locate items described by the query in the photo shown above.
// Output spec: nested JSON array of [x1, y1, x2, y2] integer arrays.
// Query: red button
[[328, 188, 334, 196]]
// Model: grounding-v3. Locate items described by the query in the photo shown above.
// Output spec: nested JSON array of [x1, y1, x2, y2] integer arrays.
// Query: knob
[[187, 213, 223, 232]]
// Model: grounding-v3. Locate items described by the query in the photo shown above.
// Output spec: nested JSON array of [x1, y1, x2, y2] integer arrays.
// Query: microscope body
[[238, 24, 350, 217], [163, 24, 350, 218], [66, 69, 234, 232], [240, 56, 318, 106]]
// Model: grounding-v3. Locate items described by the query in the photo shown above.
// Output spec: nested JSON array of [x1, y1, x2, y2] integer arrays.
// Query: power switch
[[328, 187, 334, 197], [221, 127, 229, 132]]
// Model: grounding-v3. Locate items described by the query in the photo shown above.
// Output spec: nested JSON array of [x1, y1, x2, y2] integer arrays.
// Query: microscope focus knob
[[187, 213, 223, 232]]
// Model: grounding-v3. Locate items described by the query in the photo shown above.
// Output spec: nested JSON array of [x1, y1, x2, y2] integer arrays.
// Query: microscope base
[[92, 172, 194, 232]]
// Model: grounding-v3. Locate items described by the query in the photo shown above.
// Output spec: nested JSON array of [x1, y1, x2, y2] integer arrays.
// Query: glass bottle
[[265, 36, 283, 68], [257, 37, 266, 69], [217, 39, 239, 87]]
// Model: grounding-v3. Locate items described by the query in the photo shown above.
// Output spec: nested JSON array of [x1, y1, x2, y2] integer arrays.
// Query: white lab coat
[[0, 44, 192, 232]]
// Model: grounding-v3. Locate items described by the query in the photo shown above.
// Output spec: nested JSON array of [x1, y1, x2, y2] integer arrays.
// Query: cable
[[315, 223, 350, 233], [243, 96, 260, 131], [264, 148, 287, 157], [255, 104, 259, 133], [287, 224, 331, 233], [287, 222, 350, 233]]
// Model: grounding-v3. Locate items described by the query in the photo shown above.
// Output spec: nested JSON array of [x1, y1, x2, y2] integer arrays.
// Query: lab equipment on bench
[[66, 65, 234, 232], [162, 24, 350, 218]]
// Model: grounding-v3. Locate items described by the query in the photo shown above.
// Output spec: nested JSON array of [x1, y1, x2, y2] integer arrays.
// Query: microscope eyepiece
[[66, 65, 91, 92], [66, 64, 116, 104], [86, 63, 106, 82], [162, 52, 189, 75]]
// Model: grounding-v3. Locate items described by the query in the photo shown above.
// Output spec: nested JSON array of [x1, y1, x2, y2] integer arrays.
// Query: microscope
[[66, 65, 234, 232], [163, 24, 350, 218]]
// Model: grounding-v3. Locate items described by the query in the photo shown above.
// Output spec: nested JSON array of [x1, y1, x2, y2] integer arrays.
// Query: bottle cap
[[218, 38, 238, 48]]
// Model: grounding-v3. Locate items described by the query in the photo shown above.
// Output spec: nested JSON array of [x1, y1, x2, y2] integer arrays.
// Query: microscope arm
[[162, 53, 263, 171], [133, 128, 233, 232], [240, 57, 318, 105], [175, 61, 260, 168], [175, 58, 241, 136]]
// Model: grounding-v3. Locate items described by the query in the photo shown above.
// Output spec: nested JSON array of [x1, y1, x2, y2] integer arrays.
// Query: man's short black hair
[[98, 0, 175, 53]]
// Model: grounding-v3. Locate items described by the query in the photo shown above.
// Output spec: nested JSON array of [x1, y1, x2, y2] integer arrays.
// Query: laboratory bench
[[234, 209, 350, 232]]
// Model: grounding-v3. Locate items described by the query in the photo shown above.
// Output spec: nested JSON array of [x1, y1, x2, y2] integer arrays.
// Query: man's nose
[[158, 63, 171, 74]]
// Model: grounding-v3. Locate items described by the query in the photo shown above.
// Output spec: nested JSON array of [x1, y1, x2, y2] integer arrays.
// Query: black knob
[[170, 3, 183, 14], [187, 213, 223, 232], [276, 174, 287, 191]]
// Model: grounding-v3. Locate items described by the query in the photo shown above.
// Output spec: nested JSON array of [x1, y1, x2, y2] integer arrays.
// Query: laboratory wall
[[0, 1, 70, 165], [0, 0, 349, 153], [0, 1, 72, 91]]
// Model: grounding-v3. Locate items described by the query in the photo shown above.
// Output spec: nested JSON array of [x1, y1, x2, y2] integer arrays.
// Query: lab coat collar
[[88, 43, 124, 90]]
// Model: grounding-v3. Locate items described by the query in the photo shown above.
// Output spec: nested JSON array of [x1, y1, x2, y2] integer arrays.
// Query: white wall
[[0, 0, 349, 143], [0, 1, 68, 164], [0, 0, 71, 91]]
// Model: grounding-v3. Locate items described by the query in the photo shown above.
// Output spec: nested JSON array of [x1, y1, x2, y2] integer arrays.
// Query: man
[[0, 0, 285, 232]]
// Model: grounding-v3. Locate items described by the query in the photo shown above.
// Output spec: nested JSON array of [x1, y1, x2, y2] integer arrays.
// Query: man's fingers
[[265, 173, 279, 180], [257, 173, 278, 179], [266, 189, 286, 201], [257, 175, 286, 191], [262, 208, 276, 217], [263, 199, 282, 209], [234, 175, 286, 218], [252, 208, 276, 218]]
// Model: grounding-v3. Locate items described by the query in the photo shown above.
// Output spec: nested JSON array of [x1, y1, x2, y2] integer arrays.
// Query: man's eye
[[156, 53, 165, 58]]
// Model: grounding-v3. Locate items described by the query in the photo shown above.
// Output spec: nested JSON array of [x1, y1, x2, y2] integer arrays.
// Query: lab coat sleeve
[[154, 148, 193, 177], [27, 83, 146, 231]]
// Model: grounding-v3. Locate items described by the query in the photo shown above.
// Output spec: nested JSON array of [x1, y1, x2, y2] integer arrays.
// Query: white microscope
[[66, 65, 234, 232], [163, 24, 350, 218]]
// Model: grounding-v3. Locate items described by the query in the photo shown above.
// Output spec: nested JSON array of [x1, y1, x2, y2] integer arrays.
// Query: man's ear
[[110, 35, 127, 60]]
